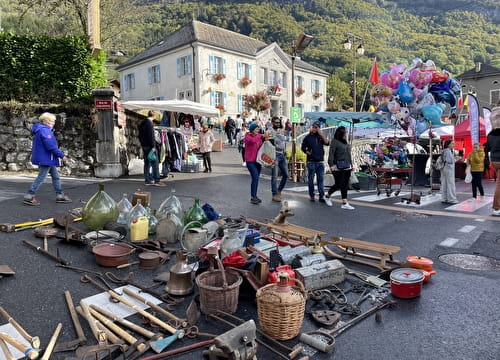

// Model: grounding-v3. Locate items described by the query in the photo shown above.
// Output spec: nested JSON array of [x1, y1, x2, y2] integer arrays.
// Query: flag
[[463, 94, 469, 108], [369, 58, 379, 84], [457, 90, 463, 109]]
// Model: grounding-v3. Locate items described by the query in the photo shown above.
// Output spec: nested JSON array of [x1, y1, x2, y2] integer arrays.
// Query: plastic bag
[[256, 140, 276, 167], [148, 150, 157, 162], [465, 172, 472, 183]]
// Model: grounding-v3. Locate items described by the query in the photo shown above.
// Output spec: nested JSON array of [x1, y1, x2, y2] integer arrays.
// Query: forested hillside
[[1, 0, 499, 109]]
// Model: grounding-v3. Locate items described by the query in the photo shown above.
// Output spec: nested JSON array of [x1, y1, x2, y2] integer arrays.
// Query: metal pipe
[[137, 339, 214, 360]]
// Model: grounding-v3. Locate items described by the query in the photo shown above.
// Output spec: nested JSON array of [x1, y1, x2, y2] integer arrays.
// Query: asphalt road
[[0, 146, 499, 360]]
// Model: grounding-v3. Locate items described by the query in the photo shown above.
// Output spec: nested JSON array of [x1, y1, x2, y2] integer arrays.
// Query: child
[[23, 112, 71, 206]]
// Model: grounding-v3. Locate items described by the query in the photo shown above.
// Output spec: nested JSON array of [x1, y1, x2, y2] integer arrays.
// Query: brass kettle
[[166, 251, 196, 295]]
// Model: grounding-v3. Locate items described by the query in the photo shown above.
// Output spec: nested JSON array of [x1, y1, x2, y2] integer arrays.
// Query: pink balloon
[[409, 69, 432, 89]]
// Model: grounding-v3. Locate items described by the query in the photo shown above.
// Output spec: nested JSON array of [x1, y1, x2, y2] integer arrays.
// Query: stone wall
[[0, 104, 145, 177]]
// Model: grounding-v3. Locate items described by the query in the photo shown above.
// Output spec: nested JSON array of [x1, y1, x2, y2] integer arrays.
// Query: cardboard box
[[212, 139, 223, 152]]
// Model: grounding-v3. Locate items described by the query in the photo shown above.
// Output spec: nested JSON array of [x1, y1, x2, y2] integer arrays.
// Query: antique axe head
[[150, 329, 184, 353]]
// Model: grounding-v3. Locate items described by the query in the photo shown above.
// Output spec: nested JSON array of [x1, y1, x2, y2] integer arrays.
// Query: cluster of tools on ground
[[0, 201, 438, 360]]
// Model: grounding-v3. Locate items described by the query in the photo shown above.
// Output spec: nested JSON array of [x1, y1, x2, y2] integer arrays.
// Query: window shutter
[[311, 79, 314, 93], [177, 58, 181, 77], [209, 55, 215, 74], [187, 55, 192, 75], [249, 65, 253, 80], [294, 75, 298, 89], [237, 62, 242, 80], [157, 65, 161, 83], [123, 75, 128, 91], [222, 58, 227, 75], [237, 94, 243, 112], [148, 67, 152, 84], [223, 92, 228, 108], [210, 91, 215, 106], [131, 73, 135, 89]]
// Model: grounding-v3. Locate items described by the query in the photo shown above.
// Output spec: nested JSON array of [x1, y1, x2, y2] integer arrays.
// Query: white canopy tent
[[121, 99, 220, 118]]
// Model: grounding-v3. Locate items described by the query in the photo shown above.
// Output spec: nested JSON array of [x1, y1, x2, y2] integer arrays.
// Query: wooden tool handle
[[79, 302, 107, 344], [64, 290, 86, 342], [0, 338, 16, 360], [90, 304, 156, 339], [40, 323, 62, 360], [0, 306, 32, 344], [0, 333, 39, 360], [116, 261, 140, 269], [108, 291, 180, 336], [122, 288, 187, 327]]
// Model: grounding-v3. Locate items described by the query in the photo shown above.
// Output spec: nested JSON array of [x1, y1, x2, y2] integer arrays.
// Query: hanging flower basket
[[296, 87, 305, 96], [215, 104, 226, 114], [240, 77, 251, 87], [313, 92, 322, 98], [213, 73, 226, 82]]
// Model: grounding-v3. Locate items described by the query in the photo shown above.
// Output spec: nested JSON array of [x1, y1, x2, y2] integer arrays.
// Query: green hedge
[[0, 33, 106, 104]]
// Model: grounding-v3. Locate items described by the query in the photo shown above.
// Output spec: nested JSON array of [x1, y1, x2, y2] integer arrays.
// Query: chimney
[[475, 62, 482, 72]]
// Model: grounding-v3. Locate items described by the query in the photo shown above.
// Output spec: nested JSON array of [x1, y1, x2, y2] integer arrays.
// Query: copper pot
[[92, 243, 134, 267], [138, 251, 161, 269]]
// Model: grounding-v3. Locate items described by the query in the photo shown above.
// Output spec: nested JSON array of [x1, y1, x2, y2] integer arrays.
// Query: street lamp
[[342, 33, 364, 112], [291, 33, 314, 182]]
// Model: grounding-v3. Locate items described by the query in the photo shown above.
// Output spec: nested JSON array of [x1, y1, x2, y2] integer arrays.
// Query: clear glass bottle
[[157, 189, 183, 221], [116, 193, 133, 225], [126, 198, 148, 229], [146, 207, 158, 235]]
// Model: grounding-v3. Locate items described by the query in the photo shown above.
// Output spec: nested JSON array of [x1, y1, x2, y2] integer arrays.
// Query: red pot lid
[[390, 268, 425, 283], [406, 255, 434, 266]]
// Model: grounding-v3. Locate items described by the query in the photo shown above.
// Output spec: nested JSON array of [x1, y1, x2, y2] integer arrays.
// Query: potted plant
[[213, 73, 226, 82], [296, 87, 305, 96], [313, 91, 322, 98], [215, 104, 226, 114], [240, 76, 251, 87]]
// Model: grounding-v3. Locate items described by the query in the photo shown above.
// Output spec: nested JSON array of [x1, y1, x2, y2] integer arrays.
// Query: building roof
[[457, 63, 500, 79], [117, 20, 328, 75]]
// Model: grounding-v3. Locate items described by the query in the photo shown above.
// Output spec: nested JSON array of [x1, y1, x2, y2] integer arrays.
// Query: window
[[210, 91, 228, 110], [238, 94, 244, 113], [270, 70, 278, 85], [178, 91, 185, 100], [148, 64, 161, 84], [311, 105, 321, 112], [260, 67, 268, 84], [123, 73, 135, 91], [311, 79, 321, 93], [491, 89, 500, 107], [177, 55, 192, 77], [237, 62, 252, 80], [209, 55, 226, 75], [279, 72, 287, 88], [294, 75, 304, 89], [185, 90, 193, 100]]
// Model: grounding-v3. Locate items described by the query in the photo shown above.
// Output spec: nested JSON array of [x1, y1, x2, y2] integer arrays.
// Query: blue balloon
[[415, 118, 429, 136], [421, 104, 446, 125], [397, 81, 414, 104]]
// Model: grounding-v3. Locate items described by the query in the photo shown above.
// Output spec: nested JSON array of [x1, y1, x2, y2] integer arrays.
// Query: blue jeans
[[142, 146, 160, 183], [307, 162, 325, 199], [271, 153, 288, 195], [246, 161, 262, 198], [28, 165, 63, 195]]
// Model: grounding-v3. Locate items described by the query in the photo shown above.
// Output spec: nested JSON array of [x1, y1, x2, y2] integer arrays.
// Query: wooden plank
[[331, 237, 400, 254]]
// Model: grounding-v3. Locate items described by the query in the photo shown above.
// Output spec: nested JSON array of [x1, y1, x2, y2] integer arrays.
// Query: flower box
[[313, 92, 322, 98], [296, 87, 305, 96], [240, 77, 251, 87], [213, 73, 226, 82]]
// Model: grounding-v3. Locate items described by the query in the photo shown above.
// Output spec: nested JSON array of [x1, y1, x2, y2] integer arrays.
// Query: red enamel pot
[[390, 268, 425, 299]]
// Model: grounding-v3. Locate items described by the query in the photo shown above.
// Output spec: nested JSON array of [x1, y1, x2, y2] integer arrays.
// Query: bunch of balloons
[[370, 58, 461, 136], [364, 137, 409, 167]]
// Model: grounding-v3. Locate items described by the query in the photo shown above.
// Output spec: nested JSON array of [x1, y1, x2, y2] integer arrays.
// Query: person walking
[[440, 139, 458, 204], [245, 122, 268, 204], [466, 143, 485, 199], [139, 110, 165, 187], [224, 116, 236, 145], [269, 116, 288, 202], [301, 120, 329, 202], [23, 112, 72, 206], [198, 123, 215, 173], [325, 126, 354, 209], [236, 123, 248, 166], [485, 107, 500, 215]]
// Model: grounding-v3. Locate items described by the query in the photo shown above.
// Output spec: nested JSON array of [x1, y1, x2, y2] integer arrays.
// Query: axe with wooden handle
[[0, 332, 39, 360], [0, 306, 40, 349], [40, 323, 62, 360]]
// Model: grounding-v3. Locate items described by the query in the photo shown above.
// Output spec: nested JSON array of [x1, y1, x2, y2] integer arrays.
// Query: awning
[[304, 111, 391, 128], [121, 99, 220, 117]]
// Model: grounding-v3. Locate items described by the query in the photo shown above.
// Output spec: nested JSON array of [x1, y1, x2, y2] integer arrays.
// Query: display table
[[371, 167, 413, 196]]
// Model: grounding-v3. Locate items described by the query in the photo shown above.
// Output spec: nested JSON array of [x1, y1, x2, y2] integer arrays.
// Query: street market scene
[[1, 1, 500, 360]]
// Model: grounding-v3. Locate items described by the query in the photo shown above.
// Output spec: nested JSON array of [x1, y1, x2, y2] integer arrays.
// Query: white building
[[117, 20, 329, 119]]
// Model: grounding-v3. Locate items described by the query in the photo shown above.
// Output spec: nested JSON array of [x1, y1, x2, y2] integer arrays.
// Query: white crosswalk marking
[[458, 225, 476, 233], [440, 238, 460, 247]]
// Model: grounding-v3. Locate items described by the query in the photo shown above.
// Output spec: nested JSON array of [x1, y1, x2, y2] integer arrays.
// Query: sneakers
[[272, 194, 282, 202], [23, 196, 40, 206], [492, 209, 500, 216], [341, 202, 355, 210], [145, 181, 155, 186], [56, 193, 72, 203], [250, 197, 261, 205], [153, 182, 166, 187], [318, 198, 326, 204], [309, 197, 315, 202], [242, 162, 246, 167], [324, 196, 333, 207]]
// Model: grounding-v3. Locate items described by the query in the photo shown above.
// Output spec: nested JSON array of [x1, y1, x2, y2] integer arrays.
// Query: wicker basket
[[256, 274, 307, 340], [195, 256, 242, 314]]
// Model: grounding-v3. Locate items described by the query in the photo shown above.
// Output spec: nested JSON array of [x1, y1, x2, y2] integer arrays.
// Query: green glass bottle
[[82, 183, 119, 230], [184, 199, 208, 227]]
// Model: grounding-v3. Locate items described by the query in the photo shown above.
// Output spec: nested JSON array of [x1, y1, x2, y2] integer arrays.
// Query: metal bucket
[[180, 221, 208, 254]]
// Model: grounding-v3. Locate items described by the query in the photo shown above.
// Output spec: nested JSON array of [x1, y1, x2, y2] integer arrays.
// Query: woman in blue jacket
[[23, 113, 71, 206]]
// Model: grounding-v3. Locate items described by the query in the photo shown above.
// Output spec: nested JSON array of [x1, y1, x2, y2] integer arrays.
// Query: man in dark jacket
[[225, 116, 236, 145], [139, 111, 165, 186], [23, 112, 71, 206], [301, 121, 329, 202]]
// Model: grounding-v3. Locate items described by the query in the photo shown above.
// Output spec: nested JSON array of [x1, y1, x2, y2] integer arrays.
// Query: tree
[[243, 91, 271, 119]]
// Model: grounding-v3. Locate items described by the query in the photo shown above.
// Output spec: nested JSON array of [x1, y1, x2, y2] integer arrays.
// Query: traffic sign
[[290, 107, 302, 123]]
